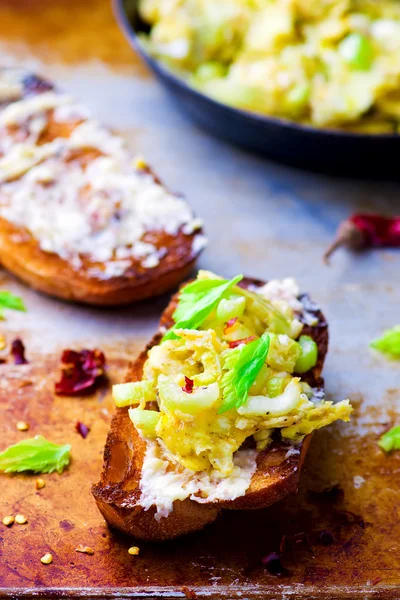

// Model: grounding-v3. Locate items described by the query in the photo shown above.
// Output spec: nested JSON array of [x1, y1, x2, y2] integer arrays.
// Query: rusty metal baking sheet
[[0, 1, 399, 598]]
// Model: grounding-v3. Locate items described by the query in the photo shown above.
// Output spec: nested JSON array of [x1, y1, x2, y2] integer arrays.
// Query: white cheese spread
[[256, 277, 319, 325], [138, 440, 257, 520], [0, 68, 205, 276]]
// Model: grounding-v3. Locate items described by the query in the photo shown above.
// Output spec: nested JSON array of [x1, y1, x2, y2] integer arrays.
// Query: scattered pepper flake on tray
[[317, 530, 335, 546], [0, 291, 26, 320], [261, 552, 288, 576], [2, 515, 14, 527], [40, 552, 53, 565], [11, 338, 28, 364], [75, 421, 90, 438], [35, 478, 46, 489], [75, 545, 94, 555], [0, 435, 71, 474], [16, 421, 29, 432], [15, 514, 27, 525], [128, 546, 140, 556], [370, 326, 400, 359], [324, 213, 400, 263], [379, 425, 400, 453], [55, 349, 106, 395]]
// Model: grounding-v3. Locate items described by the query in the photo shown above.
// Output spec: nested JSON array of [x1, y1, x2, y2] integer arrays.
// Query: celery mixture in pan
[[138, 0, 400, 132], [114, 271, 352, 477]]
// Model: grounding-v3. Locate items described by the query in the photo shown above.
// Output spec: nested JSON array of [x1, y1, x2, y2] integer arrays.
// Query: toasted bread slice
[[92, 277, 328, 541], [0, 69, 205, 305]]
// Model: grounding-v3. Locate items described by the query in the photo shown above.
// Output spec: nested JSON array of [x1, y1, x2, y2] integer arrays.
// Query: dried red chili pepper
[[324, 213, 400, 263], [182, 376, 194, 394], [11, 338, 28, 365], [55, 349, 106, 395]]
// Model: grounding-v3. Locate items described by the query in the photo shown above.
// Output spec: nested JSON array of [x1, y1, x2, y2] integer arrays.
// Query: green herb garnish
[[0, 291, 26, 319], [219, 332, 270, 413], [370, 326, 400, 359], [379, 426, 400, 453], [0, 435, 71, 474], [163, 275, 243, 341]]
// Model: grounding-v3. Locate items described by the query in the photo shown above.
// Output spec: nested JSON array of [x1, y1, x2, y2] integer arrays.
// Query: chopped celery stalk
[[216, 295, 246, 322], [158, 375, 220, 415], [113, 381, 156, 407], [194, 61, 226, 82], [267, 334, 302, 372], [201, 79, 268, 112], [235, 286, 292, 336], [250, 363, 270, 395], [238, 379, 301, 416], [339, 33, 373, 70], [129, 409, 160, 438], [266, 374, 289, 397], [294, 335, 318, 373], [286, 83, 310, 114]]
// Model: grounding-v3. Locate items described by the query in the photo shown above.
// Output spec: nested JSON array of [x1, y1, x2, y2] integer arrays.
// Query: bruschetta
[[93, 271, 352, 541], [0, 67, 206, 305]]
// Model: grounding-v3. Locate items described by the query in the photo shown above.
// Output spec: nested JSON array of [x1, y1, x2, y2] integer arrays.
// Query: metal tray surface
[[0, 1, 399, 598]]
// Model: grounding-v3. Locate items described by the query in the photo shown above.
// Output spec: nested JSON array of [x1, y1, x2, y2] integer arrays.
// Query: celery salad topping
[[139, 0, 400, 132], [113, 271, 352, 517]]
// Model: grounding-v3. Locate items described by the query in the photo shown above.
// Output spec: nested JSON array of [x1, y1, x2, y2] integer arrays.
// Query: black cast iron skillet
[[114, 0, 400, 177]]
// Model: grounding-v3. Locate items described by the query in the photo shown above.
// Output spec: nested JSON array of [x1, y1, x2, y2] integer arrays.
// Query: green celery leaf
[[0, 435, 71, 474], [379, 426, 400, 453], [0, 291, 26, 319], [370, 326, 400, 359], [219, 332, 270, 414], [163, 275, 243, 341]]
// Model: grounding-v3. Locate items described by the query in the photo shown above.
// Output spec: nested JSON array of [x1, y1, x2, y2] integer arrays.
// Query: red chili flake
[[228, 336, 256, 349], [371, 577, 382, 586], [182, 376, 194, 394], [316, 530, 335, 546], [223, 317, 238, 334], [55, 349, 106, 396], [261, 552, 288, 577], [306, 484, 344, 504], [11, 338, 28, 365], [324, 213, 400, 263], [75, 421, 90, 438]]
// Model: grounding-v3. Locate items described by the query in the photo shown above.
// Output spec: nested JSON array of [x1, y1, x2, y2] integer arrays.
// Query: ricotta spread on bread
[[139, 441, 257, 520], [0, 68, 205, 277]]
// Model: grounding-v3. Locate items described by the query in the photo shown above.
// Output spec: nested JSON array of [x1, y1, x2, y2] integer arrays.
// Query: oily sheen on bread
[[92, 277, 328, 541], [0, 68, 205, 305]]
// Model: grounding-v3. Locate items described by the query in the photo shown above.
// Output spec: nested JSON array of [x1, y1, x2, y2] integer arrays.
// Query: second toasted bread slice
[[0, 68, 205, 305]]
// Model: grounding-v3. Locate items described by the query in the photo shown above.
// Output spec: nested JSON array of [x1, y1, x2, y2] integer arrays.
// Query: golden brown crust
[[92, 277, 329, 540], [0, 216, 199, 305], [0, 73, 204, 305]]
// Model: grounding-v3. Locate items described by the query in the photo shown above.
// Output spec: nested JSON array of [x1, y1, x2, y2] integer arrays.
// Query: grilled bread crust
[[0, 73, 203, 305], [92, 277, 328, 540]]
